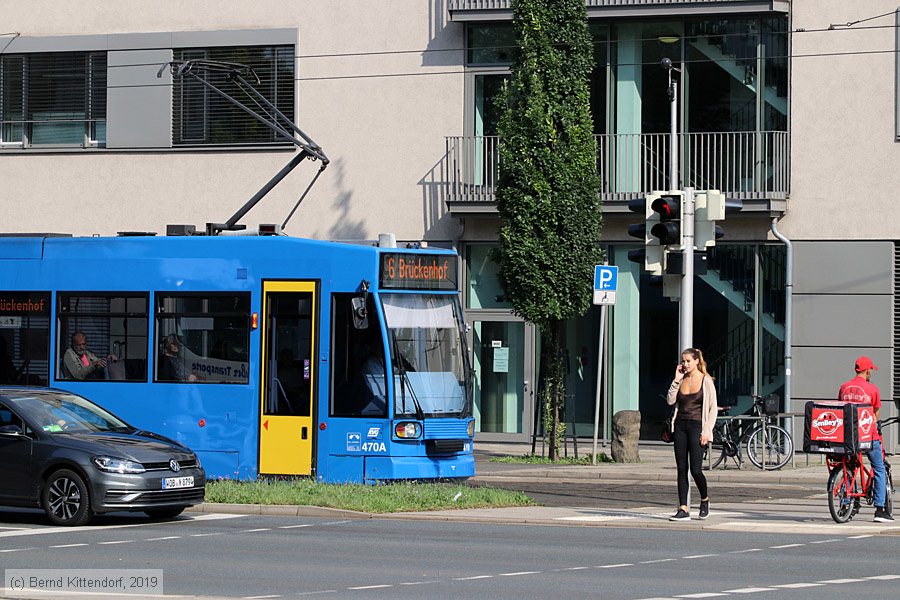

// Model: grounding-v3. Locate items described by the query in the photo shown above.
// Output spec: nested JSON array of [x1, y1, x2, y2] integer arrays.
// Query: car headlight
[[92, 456, 146, 474], [467, 420, 475, 437]]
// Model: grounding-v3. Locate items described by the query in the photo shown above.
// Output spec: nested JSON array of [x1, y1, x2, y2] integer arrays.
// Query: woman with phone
[[665, 347, 718, 521]]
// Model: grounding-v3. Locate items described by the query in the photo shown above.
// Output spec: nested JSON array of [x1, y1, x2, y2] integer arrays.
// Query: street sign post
[[592, 264, 617, 463]]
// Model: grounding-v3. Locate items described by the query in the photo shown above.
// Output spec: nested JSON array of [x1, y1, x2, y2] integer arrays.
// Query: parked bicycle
[[826, 416, 898, 523], [704, 394, 794, 470], [705, 406, 742, 469]]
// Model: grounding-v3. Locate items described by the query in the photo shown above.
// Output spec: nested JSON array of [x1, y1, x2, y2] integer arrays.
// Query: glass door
[[471, 319, 534, 439]]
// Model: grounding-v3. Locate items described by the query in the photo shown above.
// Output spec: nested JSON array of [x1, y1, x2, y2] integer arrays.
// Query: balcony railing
[[449, 0, 775, 11], [445, 131, 789, 206]]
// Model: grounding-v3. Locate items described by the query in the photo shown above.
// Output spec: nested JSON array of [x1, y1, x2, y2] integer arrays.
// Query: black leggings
[[673, 418, 708, 507]]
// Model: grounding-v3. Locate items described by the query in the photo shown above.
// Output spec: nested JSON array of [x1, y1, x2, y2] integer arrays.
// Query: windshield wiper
[[390, 331, 424, 421]]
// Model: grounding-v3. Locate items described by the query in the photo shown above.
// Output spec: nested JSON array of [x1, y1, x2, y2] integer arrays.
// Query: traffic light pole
[[664, 56, 693, 352], [680, 188, 694, 352]]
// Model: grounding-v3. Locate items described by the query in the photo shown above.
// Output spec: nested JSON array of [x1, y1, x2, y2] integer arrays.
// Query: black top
[[676, 379, 704, 421]]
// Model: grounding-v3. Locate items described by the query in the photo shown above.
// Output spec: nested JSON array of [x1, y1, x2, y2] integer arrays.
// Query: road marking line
[[242, 528, 271, 532], [145, 536, 181, 541], [294, 591, 337, 596], [0, 513, 243, 538], [49, 543, 89, 548], [676, 593, 728, 598], [399, 581, 440, 585], [769, 543, 804, 548], [561, 566, 591, 570], [348, 585, 393, 590], [641, 559, 677, 564], [598, 563, 633, 568], [0, 548, 36, 552], [683, 554, 717, 559], [729, 549, 762, 554], [454, 575, 493, 581], [867, 575, 900, 580], [771, 583, 824, 588], [499, 571, 540, 576], [280, 524, 315, 529], [721, 587, 776, 593], [190, 532, 223, 537], [809, 538, 839, 544], [816, 578, 864, 584], [245, 595, 282, 599], [848, 534, 873, 539], [98, 540, 134, 545]]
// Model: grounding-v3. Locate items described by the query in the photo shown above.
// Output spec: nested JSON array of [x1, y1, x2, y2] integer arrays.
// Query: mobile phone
[[678, 365, 685, 374]]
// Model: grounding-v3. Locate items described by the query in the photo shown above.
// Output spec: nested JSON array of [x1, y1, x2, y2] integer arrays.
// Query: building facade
[[1, 0, 897, 448]]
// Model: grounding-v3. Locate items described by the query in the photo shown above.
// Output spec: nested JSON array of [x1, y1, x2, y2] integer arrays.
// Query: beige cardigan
[[666, 375, 719, 440]]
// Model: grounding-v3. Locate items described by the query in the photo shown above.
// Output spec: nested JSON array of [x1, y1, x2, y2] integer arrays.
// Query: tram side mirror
[[351, 296, 369, 330]]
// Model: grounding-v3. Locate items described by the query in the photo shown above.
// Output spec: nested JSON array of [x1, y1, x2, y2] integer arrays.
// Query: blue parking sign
[[594, 265, 618, 291], [593, 265, 618, 306]]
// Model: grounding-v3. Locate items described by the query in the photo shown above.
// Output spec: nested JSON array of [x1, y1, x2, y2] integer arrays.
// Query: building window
[[0, 52, 106, 148], [467, 24, 516, 66], [0, 291, 50, 386], [57, 294, 148, 381], [172, 45, 294, 146], [155, 293, 250, 383]]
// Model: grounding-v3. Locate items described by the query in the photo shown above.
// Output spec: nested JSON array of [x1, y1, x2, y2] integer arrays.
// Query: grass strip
[[489, 453, 614, 465], [205, 479, 534, 513]]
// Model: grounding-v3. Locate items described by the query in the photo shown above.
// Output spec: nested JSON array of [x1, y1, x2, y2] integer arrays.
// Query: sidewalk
[[190, 442, 900, 535]]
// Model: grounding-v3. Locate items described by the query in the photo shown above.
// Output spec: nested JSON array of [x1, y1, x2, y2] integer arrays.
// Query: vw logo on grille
[[169, 460, 180, 472]]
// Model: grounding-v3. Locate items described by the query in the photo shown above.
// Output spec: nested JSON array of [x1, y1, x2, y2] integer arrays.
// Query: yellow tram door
[[258, 281, 317, 476]]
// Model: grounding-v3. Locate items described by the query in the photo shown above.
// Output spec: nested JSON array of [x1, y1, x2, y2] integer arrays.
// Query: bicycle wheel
[[886, 463, 894, 516], [746, 425, 793, 470], [828, 466, 859, 523]]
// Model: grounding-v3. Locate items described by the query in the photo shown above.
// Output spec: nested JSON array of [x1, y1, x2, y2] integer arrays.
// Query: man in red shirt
[[837, 356, 892, 522]]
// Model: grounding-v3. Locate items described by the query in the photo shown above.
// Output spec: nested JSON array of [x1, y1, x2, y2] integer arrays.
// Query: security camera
[[660, 57, 673, 70]]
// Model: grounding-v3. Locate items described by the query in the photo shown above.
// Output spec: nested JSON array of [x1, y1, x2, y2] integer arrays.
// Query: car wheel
[[42, 469, 92, 526], [144, 507, 185, 520]]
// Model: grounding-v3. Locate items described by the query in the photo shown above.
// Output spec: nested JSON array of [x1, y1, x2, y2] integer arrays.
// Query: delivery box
[[803, 401, 875, 454]]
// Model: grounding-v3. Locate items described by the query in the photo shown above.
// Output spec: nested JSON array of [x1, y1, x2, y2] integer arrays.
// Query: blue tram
[[0, 232, 474, 483]]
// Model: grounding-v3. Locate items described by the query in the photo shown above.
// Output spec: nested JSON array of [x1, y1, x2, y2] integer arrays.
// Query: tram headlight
[[467, 420, 475, 438], [394, 422, 422, 439]]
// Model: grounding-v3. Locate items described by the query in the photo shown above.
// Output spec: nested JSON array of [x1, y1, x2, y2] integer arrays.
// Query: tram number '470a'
[[361, 442, 386, 452]]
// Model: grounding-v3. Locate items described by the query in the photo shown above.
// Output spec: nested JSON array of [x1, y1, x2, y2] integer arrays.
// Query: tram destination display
[[379, 253, 457, 290]]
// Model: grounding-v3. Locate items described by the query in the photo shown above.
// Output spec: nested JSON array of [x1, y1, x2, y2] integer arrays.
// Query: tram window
[[331, 293, 387, 417], [0, 291, 51, 386], [57, 294, 148, 382], [155, 293, 250, 384]]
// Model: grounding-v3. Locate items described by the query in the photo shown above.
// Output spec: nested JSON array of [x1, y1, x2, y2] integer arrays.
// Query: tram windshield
[[381, 293, 470, 418]]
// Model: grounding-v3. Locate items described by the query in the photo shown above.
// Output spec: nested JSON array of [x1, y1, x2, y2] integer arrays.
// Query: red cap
[[855, 356, 878, 372]]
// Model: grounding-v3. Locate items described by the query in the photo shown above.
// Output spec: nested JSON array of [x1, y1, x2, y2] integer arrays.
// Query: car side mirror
[[351, 296, 369, 330], [0, 424, 24, 436]]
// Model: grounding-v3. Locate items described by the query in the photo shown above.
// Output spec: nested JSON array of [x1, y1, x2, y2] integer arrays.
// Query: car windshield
[[8, 391, 131, 434], [380, 293, 471, 418]]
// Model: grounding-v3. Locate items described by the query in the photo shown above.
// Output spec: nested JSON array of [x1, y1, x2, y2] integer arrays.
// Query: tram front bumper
[[364, 453, 475, 483]]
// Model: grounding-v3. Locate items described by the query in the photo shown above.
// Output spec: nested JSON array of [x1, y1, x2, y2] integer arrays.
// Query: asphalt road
[[1, 510, 897, 599]]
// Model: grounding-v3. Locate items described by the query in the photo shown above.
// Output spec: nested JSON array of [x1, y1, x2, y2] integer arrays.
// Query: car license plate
[[162, 476, 194, 490]]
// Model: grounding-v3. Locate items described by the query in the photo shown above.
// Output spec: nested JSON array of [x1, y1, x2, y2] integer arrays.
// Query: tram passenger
[[158, 334, 204, 382], [62, 331, 117, 380]]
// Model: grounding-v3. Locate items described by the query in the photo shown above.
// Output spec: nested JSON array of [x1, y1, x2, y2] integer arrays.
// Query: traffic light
[[648, 192, 684, 247], [694, 190, 742, 250], [627, 192, 665, 276]]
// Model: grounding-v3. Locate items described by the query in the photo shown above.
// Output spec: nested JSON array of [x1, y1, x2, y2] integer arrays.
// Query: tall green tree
[[496, 0, 603, 460]]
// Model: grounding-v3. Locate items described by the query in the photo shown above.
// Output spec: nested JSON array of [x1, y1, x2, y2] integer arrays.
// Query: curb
[[187, 503, 373, 519]]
